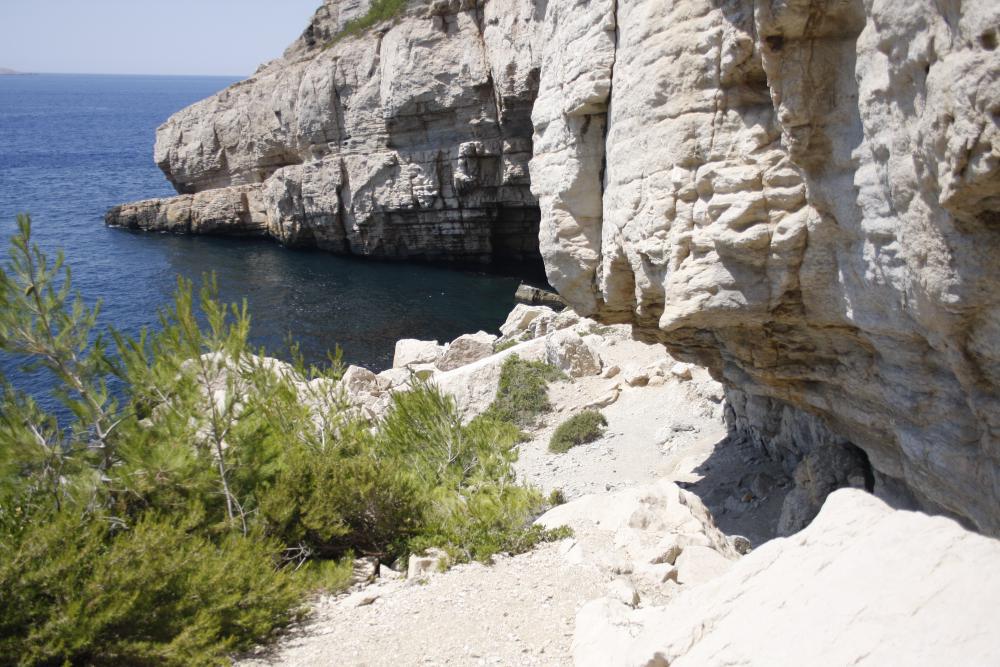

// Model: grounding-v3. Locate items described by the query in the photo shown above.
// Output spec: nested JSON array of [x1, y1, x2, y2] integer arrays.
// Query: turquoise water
[[0, 74, 521, 396]]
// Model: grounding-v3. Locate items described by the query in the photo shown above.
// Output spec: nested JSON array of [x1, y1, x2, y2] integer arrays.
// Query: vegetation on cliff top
[[325, 0, 409, 48], [0, 215, 562, 666]]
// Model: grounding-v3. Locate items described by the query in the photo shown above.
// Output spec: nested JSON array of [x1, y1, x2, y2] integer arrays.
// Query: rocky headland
[[107, 0, 1000, 663]]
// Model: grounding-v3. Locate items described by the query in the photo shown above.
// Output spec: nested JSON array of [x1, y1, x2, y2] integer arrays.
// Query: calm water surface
[[0, 74, 521, 397]]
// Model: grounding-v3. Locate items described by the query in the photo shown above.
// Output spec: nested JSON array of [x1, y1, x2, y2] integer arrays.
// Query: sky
[[0, 0, 323, 76]]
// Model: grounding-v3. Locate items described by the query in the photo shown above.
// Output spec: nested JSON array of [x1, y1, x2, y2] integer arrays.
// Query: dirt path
[[240, 326, 789, 666], [242, 544, 605, 666]]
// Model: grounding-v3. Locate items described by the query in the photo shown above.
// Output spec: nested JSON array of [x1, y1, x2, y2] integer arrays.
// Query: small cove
[[0, 73, 523, 398]]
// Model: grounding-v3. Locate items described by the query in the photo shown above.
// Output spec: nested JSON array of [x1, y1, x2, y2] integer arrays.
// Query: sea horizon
[[2, 70, 250, 78]]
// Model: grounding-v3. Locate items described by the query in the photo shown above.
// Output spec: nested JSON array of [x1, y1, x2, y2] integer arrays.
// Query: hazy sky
[[0, 0, 322, 76]]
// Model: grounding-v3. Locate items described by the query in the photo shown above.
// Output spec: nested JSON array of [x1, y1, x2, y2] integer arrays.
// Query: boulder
[[574, 489, 1000, 666], [623, 368, 649, 387], [344, 591, 379, 607], [552, 309, 581, 331], [545, 330, 602, 377], [668, 363, 693, 381], [434, 337, 547, 419], [499, 304, 554, 340], [351, 557, 378, 585], [674, 545, 734, 586], [376, 367, 413, 392], [607, 578, 640, 609], [435, 331, 497, 371], [584, 386, 621, 410], [392, 339, 445, 368], [728, 535, 752, 556], [514, 283, 567, 308], [340, 365, 379, 396], [600, 365, 621, 379]]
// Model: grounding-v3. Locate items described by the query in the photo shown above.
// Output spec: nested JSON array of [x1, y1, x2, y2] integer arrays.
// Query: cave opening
[[488, 204, 551, 289]]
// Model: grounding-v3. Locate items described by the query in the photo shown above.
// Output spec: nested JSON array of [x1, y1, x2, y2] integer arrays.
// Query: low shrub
[[484, 355, 565, 427], [549, 410, 608, 453], [0, 510, 306, 666], [0, 215, 565, 664]]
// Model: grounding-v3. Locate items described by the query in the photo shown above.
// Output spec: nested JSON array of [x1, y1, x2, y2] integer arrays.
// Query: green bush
[[484, 355, 565, 427], [0, 511, 305, 666], [549, 410, 608, 453], [326, 0, 409, 47], [0, 214, 565, 664]]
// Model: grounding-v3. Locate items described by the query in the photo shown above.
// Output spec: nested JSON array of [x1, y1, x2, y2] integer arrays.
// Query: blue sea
[[0, 73, 521, 398]]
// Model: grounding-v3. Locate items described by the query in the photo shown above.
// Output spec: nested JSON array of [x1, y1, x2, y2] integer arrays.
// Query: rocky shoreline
[[100, 0, 1000, 659], [239, 304, 1000, 665]]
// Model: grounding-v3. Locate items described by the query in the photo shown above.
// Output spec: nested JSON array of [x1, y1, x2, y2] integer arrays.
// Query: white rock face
[[531, 0, 1000, 534], [575, 489, 1000, 666]]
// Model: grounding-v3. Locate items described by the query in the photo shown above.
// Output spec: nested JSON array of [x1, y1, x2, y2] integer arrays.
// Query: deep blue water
[[0, 74, 520, 398]]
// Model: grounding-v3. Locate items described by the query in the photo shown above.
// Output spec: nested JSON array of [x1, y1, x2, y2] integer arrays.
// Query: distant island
[[0, 67, 24, 75]]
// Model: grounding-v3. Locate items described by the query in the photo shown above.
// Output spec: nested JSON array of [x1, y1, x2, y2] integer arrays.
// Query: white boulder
[[392, 339, 445, 368], [545, 329, 602, 377], [436, 331, 498, 371], [340, 365, 378, 396], [434, 338, 547, 419], [407, 548, 450, 580], [499, 304, 554, 339]]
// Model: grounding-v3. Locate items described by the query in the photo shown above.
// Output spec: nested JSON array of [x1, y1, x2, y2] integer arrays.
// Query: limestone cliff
[[109, 0, 1000, 535], [530, 0, 1000, 534], [107, 0, 545, 265]]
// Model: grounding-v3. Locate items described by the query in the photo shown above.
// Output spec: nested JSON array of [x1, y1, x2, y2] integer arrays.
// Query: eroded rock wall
[[109, 0, 1000, 533], [108, 0, 546, 264], [531, 0, 1000, 533]]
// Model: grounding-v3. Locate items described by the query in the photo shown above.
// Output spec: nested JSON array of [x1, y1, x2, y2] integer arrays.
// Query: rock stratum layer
[[110, 0, 1000, 534]]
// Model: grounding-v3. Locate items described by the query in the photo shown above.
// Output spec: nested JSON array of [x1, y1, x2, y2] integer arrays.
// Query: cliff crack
[[335, 157, 352, 254]]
